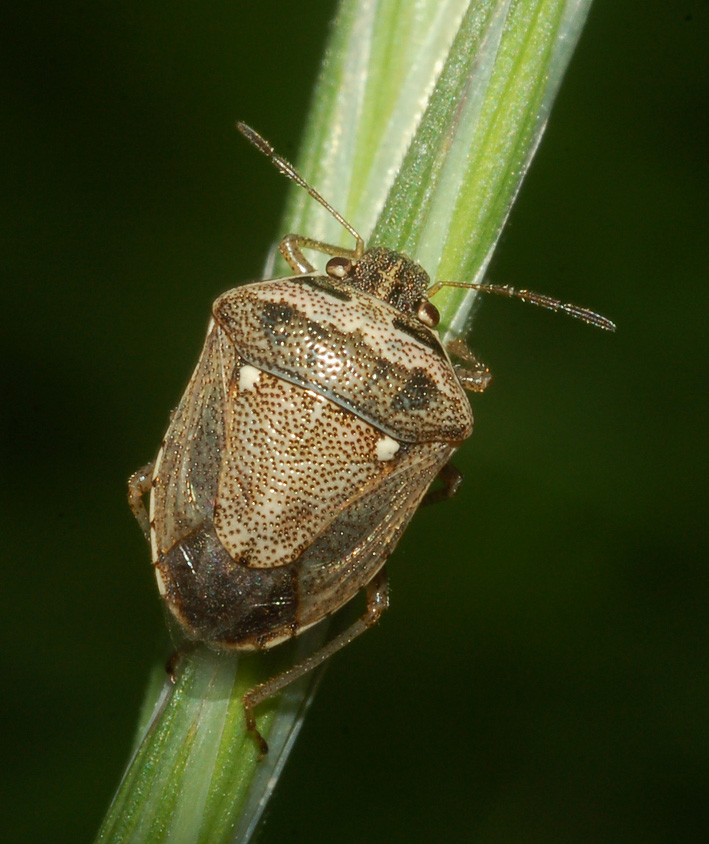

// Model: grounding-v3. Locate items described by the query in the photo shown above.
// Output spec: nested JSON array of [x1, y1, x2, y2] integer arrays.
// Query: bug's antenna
[[237, 122, 364, 257], [427, 280, 616, 332]]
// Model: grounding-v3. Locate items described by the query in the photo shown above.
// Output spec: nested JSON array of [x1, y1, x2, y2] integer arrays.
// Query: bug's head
[[236, 123, 615, 336], [326, 247, 440, 328]]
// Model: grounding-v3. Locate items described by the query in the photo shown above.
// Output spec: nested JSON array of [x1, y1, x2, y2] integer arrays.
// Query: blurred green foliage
[[1, 1, 706, 843]]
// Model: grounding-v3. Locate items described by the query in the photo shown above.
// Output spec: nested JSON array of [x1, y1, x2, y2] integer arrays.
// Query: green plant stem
[[95, 1, 594, 842]]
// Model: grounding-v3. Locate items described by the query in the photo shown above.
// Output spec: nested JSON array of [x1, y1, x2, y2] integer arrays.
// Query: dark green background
[[2, 1, 707, 842]]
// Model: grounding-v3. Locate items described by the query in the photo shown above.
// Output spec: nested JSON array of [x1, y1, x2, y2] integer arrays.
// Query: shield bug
[[129, 123, 615, 753]]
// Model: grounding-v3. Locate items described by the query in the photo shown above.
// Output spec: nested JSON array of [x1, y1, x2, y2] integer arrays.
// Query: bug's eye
[[417, 299, 440, 328], [326, 256, 354, 279]]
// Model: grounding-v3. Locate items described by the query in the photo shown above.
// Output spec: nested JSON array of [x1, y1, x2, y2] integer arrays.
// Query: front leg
[[279, 234, 359, 275], [422, 462, 464, 507], [128, 462, 154, 540], [446, 338, 492, 393]]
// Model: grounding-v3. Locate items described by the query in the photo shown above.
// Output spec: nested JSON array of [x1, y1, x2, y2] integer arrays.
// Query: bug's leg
[[422, 462, 463, 507], [244, 567, 390, 756], [165, 648, 181, 682], [279, 235, 360, 274], [165, 642, 197, 683], [128, 462, 154, 540], [446, 338, 493, 393]]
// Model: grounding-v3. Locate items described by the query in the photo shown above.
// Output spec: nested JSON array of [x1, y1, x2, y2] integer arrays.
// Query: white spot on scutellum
[[376, 435, 400, 461], [239, 364, 261, 391]]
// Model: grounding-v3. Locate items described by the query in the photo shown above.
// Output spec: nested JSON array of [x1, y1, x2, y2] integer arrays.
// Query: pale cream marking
[[178, 543, 196, 573], [377, 259, 404, 299], [332, 312, 366, 333], [288, 286, 365, 334], [149, 444, 164, 564], [248, 282, 440, 371], [376, 435, 400, 461], [308, 396, 327, 424], [238, 364, 261, 391], [154, 566, 167, 596], [215, 324, 232, 403]]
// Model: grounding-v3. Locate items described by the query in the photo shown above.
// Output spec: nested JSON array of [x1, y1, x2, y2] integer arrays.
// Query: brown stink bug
[[129, 124, 615, 753]]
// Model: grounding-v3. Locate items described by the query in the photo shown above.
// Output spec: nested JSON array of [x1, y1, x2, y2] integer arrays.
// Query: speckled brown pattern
[[148, 300, 463, 649]]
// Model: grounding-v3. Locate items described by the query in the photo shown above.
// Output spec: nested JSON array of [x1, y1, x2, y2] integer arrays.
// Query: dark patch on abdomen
[[159, 522, 298, 648]]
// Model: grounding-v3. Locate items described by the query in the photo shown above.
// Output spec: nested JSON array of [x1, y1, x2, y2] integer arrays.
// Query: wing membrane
[[151, 323, 236, 555], [294, 439, 453, 630]]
